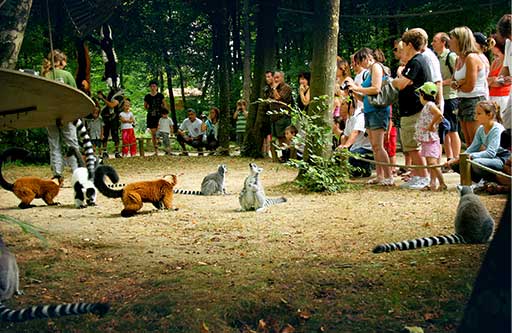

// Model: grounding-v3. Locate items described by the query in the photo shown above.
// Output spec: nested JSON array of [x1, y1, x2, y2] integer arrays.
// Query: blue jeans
[[349, 147, 373, 177], [452, 153, 510, 182]]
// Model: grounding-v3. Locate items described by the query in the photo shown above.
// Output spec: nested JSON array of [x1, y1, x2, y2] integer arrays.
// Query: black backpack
[[445, 51, 456, 76]]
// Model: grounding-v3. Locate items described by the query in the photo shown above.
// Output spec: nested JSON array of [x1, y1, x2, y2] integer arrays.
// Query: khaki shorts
[[400, 113, 421, 152]]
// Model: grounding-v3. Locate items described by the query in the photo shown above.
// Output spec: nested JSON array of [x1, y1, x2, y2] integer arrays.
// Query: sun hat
[[415, 81, 438, 97]]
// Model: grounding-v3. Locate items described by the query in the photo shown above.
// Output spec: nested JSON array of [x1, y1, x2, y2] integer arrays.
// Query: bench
[[137, 135, 177, 156]]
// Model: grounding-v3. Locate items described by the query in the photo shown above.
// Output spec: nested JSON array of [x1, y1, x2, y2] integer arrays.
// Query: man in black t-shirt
[[144, 80, 169, 155], [392, 29, 432, 189]]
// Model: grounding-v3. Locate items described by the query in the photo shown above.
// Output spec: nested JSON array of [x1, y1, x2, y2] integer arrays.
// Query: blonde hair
[[449, 26, 479, 57], [41, 49, 67, 76], [476, 100, 502, 124], [236, 99, 247, 108]]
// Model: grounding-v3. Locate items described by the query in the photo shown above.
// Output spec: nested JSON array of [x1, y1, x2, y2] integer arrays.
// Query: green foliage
[[0, 214, 47, 246], [267, 96, 354, 193]]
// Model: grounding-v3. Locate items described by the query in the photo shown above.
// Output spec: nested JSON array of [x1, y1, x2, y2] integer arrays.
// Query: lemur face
[[218, 164, 227, 175], [249, 163, 262, 175]]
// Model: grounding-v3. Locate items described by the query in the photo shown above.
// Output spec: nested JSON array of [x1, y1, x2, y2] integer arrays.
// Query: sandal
[[420, 185, 432, 191]]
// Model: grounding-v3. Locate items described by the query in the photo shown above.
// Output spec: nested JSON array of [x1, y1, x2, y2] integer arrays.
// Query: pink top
[[415, 101, 439, 142]]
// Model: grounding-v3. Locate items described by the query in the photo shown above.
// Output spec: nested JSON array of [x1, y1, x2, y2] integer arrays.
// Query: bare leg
[[409, 150, 428, 178]]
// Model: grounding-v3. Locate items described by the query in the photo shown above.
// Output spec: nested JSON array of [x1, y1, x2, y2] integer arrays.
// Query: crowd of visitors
[[42, 14, 510, 194]]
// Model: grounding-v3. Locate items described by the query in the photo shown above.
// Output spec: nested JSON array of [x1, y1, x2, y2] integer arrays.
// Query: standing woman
[[348, 48, 393, 185], [297, 72, 311, 111], [488, 35, 511, 117], [201, 107, 220, 151], [41, 49, 80, 187], [449, 26, 488, 146]]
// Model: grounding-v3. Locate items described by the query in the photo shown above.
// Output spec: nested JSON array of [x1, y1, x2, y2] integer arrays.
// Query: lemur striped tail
[[264, 197, 287, 207], [73, 119, 97, 180], [372, 234, 466, 253], [173, 189, 203, 195], [94, 165, 123, 198], [0, 301, 109, 322]]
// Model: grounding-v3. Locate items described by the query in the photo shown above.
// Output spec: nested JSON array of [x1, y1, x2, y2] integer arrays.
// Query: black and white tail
[[173, 189, 203, 195], [73, 118, 97, 179], [372, 234, 466, 253], [0, 301, 109, 322], [264, 197, 287, 207], [94, 165, 123, 198]]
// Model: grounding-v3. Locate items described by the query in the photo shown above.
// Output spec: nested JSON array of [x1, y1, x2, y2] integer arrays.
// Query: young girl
[[119, 98, 137, 157], [446, 101, 509, 183], [415, 82, 446, 191], [233, 99, 248, 147]]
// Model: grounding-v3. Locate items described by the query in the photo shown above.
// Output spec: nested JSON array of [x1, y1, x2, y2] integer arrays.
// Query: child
[[85, 100, 104, 155], [281, 125, 304, 161], [446, 101, 509, 183], [415, 82, 446, 191], [119, 98, 137, 157], [233, 99, 248, 147], [157, 109, 175, 154]]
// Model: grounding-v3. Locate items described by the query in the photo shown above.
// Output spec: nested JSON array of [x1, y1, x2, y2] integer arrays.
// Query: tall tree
[[0, 0, 33, 69], [306, 0, 340, 159], [242, 0, 279, 158], [242, 0, 252, 102], [210, 0, 231, 155]]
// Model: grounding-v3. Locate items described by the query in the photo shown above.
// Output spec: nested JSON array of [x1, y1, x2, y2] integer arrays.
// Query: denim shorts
[[458, 96, 485, 122], [364, 109, 389, 130]]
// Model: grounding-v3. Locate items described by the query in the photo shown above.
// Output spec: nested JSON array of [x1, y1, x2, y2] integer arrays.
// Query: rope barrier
[[468, 159, 512, 180], [350, 155, 444, 169]]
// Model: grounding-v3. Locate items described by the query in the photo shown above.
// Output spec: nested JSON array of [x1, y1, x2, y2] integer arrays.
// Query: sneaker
[[115, 152, 122, 159], [409, 177, 430, 190], [400, 176, 420, 189], [367, 177, 384, 184], [379, 177, 395, 186], [102, 152, 109, 159]]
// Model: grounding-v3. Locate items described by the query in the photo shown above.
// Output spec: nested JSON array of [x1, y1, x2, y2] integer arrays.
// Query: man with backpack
[[432, 32, 461, 167]]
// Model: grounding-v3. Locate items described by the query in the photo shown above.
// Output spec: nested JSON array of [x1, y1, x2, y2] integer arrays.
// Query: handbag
[[367, 78, 399, 108]]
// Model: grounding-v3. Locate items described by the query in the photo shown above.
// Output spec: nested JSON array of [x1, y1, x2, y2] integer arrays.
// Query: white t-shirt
[[343, 107, 372, 151], [158, 117, 174, 134], [119, 111, 134, 130], [422, 48, 443, 83], [179, 118, 204, 138]]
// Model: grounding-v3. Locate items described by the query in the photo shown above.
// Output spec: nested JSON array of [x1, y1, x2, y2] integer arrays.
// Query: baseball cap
[[415, 82, 438, 97], [473, 32, 487, 46]]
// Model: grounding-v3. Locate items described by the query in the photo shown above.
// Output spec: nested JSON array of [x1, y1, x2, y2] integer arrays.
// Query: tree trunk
[[211, 0, 231, 155], [242, 0, 278, 158], [177, 63, 187, 109], [200, 66, 214, 104], [164, 53, 178, 133], [242, 0, 251, 103], [0, 0, 33, 69], [306, 0, 340, 160]]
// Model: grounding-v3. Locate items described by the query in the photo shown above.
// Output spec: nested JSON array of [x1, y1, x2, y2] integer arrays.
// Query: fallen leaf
[[200, 321, 209, 333], [280, 324, 295, 333]]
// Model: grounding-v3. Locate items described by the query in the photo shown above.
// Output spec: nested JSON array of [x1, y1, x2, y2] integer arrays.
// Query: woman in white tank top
[[449, 26, 488, 146]]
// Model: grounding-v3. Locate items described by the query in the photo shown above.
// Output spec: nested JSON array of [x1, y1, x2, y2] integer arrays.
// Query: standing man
[[392, 29, 432, 189], [98, 87, 124, 159], [144, 80, 169, 155], [432, 32, 461, 165], [176, 108, 204, 155], [269, 71, 293, 161]]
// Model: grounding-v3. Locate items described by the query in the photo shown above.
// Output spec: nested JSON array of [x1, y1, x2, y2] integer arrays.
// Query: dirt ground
[[0, 155, 508, 332]]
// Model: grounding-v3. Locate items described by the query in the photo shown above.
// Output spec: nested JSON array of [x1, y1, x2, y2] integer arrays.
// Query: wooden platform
[[0, 68, 95, 130]]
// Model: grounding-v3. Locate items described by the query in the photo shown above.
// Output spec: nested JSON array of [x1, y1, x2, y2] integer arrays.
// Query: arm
[[299, 85, 310, 106], [392, 75, 413, 90], [350, 65, 383, 95], [339, 130, 362, 149], [99, 94, 119, 109], [428, 104, 443, 132], [469, 126, 503, 159]]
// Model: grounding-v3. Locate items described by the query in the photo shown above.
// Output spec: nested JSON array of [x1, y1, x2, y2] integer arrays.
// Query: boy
[[85, 103, 104, 155], [157, 109, 175, 154]]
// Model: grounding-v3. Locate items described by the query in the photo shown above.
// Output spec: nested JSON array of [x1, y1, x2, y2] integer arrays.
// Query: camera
[[340, 80, 351, 91]]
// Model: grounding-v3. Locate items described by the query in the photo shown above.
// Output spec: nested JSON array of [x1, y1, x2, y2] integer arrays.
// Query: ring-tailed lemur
[[173, 165, 227, 195], [0, 235, 109, 322], [373, 186, 495, 253], [70, 119, 100, 208], [238, 163, 287, 212]]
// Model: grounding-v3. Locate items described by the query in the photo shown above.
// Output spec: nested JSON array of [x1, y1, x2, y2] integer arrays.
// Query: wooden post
[[138, 138, 145, 157], [460, 153, 472, 186]]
